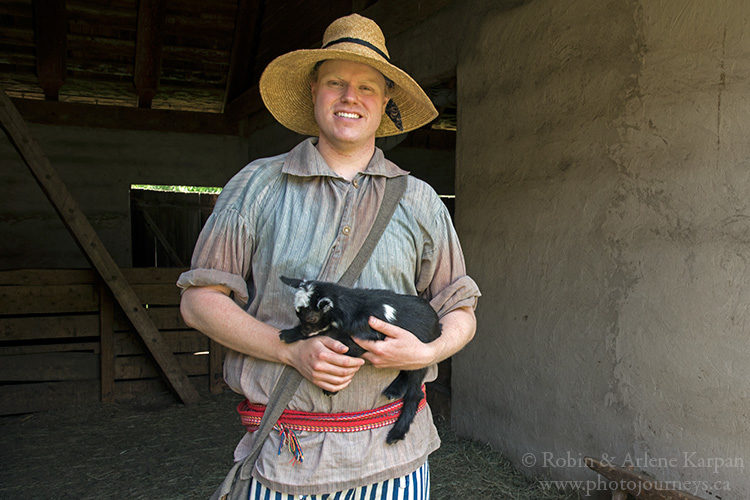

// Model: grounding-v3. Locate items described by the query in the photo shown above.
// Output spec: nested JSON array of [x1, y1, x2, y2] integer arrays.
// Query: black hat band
[[322, 37, 391, 63]]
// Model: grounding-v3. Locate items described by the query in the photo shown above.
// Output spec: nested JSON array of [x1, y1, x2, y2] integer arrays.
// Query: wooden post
[[134, 0, 166, 108], [208, 339, 225, 394], [99, 283, 114, 402], [32, 0, 67, 101], [0, 91, 200, 404]]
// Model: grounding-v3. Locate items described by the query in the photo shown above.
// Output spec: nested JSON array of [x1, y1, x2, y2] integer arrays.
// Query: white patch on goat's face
[[293, 284, 314, 311], [303, 324, 331, 337], [383, 304, 397, 322]]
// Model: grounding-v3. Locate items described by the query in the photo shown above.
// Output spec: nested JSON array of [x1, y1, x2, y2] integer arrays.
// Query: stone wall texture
[[453, 0, 750, 496]]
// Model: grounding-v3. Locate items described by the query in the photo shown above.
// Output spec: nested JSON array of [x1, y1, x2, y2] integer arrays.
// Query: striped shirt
[[177, 138, 480, 495]]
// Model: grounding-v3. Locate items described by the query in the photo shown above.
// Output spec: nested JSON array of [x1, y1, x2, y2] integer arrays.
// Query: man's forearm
[[180, 285, 365, 392], [430, 306, 477, 364], [179, 285, 290, 364]]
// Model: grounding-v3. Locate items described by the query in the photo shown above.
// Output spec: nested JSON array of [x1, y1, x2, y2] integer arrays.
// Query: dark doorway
[[130, 187, 219, 268]]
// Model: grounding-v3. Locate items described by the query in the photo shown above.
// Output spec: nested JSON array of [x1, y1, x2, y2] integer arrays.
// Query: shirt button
[[352, 178, 360, 188], [342, 226, 351, 235]]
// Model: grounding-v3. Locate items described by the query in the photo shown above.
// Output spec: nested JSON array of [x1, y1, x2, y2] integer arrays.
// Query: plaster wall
[[454, 0, 750, 496], [0, 125, 246, 269]]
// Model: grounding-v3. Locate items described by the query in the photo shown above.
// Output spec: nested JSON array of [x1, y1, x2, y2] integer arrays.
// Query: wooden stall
[[0, 267, 224, 416]]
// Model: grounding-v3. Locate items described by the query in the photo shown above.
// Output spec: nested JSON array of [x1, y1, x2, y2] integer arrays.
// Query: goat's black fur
[[278, 276, 442, 444]]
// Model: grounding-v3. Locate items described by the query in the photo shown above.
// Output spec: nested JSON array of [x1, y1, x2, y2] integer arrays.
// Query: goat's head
[[280, 276, 336, 336]]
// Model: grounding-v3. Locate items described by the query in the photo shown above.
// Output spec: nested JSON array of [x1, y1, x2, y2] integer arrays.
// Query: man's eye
[[328, 80, 343, 87]]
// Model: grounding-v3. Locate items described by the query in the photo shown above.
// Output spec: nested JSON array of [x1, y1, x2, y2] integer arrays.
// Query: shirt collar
[[282, 138, 408, 179]]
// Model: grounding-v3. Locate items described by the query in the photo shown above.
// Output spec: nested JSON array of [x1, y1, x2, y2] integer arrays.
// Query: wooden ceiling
[[0, 0, 454, 131]]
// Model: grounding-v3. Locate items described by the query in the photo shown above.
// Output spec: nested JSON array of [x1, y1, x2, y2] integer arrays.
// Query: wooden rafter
[[0, 91, 200, 405], [134, 0, 167, 109], [11, 98, 238, 135], [223, 0, 265, 110], [32, 0, 67, 101]]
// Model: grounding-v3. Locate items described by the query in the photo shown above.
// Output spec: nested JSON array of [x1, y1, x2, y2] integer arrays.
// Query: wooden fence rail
[[0, 267, 225, 415]]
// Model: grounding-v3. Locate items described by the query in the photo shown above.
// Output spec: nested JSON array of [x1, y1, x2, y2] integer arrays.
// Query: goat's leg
[[382, 370, 410, 399], [279, 326, 305, 343], [386, 369, 426, 444]]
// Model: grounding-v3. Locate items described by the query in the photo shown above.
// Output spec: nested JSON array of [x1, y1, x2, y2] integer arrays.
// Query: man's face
[[311, 60, 389, 153]]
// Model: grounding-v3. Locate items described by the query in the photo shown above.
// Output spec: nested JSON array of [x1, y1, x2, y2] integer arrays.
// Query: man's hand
[[352, 306, 476, 371], [284, 336, 365, 393], [353, 317, 436, 370]]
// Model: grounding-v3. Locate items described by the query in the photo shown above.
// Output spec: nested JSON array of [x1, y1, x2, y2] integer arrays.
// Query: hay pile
[[0, 391, 577, 499]]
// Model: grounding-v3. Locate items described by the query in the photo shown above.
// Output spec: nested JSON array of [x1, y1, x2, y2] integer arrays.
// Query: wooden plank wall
[[0, 268, 225, 415]]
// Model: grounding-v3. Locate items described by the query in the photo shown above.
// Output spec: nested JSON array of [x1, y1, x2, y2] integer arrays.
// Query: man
[[179, 14, 480, 499]]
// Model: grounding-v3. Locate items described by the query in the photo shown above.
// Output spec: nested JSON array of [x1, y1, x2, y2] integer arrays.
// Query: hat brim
[[259, 43, 438, 138]]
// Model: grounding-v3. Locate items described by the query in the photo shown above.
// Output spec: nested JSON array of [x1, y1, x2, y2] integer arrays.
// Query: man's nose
[[340, 84, 357, 101]]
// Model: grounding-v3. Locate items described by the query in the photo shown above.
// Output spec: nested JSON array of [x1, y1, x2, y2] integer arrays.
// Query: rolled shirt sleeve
[[416, 199, 481, 318], [176, 207, 253, 305]]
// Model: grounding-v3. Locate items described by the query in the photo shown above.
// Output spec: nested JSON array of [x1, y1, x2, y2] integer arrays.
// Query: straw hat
[[259, 14, 438, 138]]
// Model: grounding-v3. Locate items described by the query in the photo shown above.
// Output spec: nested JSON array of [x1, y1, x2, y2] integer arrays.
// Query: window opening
[[130, 185, 220, 267]]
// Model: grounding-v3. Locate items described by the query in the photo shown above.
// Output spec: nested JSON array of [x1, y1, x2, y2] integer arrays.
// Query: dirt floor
[[0, 390, 578, 499]]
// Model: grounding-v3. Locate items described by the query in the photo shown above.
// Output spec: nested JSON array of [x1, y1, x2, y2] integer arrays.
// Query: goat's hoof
[[382, 384, 405, 400], [386, 429, 406, 444]]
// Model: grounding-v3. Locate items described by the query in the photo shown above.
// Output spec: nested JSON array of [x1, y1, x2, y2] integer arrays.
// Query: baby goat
[[278, 276, 442, 444]]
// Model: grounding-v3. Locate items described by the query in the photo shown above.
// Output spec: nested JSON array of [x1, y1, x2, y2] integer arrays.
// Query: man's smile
[[334, 111, 362, 119]]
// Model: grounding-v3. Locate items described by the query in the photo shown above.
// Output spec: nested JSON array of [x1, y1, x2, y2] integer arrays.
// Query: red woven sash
[[237, 385, 427, 464], [237, 385, 427, 434]]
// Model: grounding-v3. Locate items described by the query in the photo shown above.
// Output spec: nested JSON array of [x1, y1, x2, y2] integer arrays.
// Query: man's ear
[[311, 80, 318, 105]]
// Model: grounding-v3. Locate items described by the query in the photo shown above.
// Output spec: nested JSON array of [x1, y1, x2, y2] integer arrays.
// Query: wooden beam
[[32, 0, 67, 100], [134, 0, 166, 108], [11, 98, 239, 135], [0, 315, 99, 342], [0, 284, 99, 315], [99, 284, 115, 402], [224, 84, 264, 123], [209, 339, 225, 394], [224, 0, 265, 110], [0, 91, 200, 404], [0, 380, 99, 415]]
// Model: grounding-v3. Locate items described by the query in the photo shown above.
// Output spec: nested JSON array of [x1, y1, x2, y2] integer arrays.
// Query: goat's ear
[[280, 276, 303, 288], [316, 297, 334, 312]]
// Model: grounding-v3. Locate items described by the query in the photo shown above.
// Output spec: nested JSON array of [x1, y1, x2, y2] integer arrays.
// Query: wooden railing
[[0, 268, 224, 415]]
